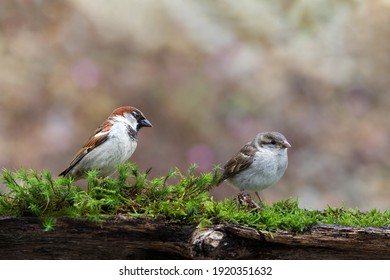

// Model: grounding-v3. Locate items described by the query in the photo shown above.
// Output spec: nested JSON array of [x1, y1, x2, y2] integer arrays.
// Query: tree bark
[[0, 216, 389, 259]]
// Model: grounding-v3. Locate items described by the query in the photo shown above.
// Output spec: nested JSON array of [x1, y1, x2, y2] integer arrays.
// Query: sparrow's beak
[[140, 118, 153, 128], [282, 141, 291, 148]]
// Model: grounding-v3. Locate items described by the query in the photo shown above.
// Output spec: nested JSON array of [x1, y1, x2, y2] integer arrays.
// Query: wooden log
[[1, 216, 389, 259]]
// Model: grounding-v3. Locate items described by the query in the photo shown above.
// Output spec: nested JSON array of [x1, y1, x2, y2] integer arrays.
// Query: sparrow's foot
[[236, 192, 263, 210], [254, 191, 264, 205]]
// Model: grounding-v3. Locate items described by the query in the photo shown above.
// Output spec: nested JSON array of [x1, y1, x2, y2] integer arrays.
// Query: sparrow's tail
[[58, 166, 72, 177]]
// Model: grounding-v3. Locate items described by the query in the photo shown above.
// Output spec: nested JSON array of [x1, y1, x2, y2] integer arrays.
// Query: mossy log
[[1, 216, 389, 259]]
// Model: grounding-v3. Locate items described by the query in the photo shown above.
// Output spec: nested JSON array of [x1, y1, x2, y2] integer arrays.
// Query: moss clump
[[1, 163, 390, 232], [0, 169, 78, 217]]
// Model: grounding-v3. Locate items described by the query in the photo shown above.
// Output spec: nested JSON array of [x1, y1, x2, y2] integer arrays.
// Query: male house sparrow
[[220, 132, 290, 203], [59, 106, 152, 180]]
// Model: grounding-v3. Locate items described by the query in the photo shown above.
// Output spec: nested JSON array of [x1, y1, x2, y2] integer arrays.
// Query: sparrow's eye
[[270, 139, 277, 145], [132, 111, 140, 118]]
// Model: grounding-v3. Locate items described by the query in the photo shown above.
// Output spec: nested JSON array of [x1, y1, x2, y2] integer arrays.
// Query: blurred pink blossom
[[187, 144, 215, 172], [71, 58, 100, 89]]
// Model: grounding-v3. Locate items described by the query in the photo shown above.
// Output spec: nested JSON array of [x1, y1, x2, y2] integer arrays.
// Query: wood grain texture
[[1, 216, 389, 259]]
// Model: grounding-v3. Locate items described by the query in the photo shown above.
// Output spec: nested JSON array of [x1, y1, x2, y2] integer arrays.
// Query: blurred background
[[1, 0, 389, 210]]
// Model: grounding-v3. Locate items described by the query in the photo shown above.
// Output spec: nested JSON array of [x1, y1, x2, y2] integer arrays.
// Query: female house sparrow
[[221, 132, 290, 203], [59, 106, 152, 180]]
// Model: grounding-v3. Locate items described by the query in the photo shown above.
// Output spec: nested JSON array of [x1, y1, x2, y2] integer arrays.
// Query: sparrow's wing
[[59, 121, 112, 176], [222, 143, 256, 180]]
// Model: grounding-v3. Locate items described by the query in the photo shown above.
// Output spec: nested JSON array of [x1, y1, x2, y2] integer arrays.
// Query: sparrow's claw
[[236, 192, 263, 210]]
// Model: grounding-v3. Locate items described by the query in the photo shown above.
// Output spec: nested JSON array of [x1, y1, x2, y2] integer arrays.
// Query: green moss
[[1, 164, 389, 232]]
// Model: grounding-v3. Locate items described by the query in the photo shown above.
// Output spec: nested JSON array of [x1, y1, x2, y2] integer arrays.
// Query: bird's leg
[[255, 191, 264, 206]]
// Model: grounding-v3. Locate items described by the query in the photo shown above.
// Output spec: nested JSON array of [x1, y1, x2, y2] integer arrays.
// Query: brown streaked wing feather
[[222, 143, 256, 180], [59, 121, 112, 176], [80, 120, 112, 150]]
